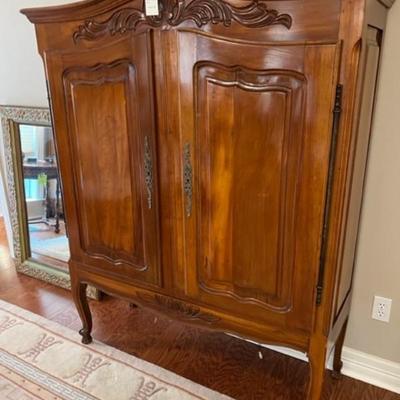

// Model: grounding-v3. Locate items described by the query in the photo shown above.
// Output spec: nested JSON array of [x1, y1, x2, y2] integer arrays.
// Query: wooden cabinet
[[22, 0, 395, 398]]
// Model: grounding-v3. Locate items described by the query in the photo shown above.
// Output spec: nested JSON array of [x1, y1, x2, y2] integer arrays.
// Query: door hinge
[[316, 84, 343, 306]]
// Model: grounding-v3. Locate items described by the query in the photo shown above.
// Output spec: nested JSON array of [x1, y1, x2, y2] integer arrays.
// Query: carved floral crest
[[73, 0, 292, 42]]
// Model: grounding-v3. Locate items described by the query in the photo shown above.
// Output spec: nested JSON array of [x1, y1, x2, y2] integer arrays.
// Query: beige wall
[[345, 0, 400, 363], [0, 0, 71, 107]]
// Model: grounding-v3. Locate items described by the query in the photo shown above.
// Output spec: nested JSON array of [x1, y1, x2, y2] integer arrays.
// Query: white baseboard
[[263, 344, 400, 394], [341, 347, 400, 394]]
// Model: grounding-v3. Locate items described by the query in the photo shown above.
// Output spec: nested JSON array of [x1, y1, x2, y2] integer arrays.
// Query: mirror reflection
[[19, 124, 69, 269]]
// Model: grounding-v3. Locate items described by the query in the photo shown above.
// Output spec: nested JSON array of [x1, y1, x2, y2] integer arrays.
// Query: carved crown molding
[[73, 0, 292, 42]]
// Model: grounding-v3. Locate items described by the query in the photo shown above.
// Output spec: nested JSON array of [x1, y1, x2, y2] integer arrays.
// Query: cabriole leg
[[71, 276, 93, 344]]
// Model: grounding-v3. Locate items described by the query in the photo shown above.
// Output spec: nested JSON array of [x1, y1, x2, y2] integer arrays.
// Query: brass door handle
[[183, 143, 193, 217], [144, 136, 153, 209]]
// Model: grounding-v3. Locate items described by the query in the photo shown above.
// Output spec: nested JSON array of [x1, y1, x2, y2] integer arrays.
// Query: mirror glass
[[18, 124, 69, 271]]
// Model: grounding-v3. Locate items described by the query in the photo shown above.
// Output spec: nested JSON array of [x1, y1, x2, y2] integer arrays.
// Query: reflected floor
[[29, 220, 70, 268]]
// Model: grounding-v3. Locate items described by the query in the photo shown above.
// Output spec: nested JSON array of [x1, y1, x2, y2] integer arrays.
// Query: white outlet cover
[[372, 296, 392, 323]]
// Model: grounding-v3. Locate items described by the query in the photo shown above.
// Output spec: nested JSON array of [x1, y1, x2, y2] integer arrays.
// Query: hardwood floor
[[29, 220, 69, 271], [0, 217, 398, 399]]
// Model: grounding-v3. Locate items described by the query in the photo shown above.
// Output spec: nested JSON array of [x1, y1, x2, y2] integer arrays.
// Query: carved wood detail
[[73, 0, 292, 42], [137, 293, 221, 324], [63, 60, 151, 272]]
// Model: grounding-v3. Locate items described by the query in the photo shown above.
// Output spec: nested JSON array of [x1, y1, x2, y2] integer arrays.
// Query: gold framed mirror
[[0, 105, 98, 298]]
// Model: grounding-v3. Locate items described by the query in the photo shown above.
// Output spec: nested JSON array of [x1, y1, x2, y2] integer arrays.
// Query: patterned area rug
[[0, 300, 233, 400]]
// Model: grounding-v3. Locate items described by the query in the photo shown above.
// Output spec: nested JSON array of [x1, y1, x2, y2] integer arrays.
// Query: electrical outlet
[[372, 296, 392, 323]]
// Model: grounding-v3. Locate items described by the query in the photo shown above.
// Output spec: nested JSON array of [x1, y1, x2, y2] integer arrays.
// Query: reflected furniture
[[22, 0, 395, 398], [23, 161, 61, 233]]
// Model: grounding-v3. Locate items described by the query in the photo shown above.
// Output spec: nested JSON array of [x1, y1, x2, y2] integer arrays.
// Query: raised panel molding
[[73, 0, 292, 42], [63, 60, 148, 270], [195, 62, 306, 313]]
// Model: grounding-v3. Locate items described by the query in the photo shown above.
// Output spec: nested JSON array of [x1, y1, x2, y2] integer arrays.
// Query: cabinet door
[[47, 34, 161, 286], [177, 33, 340, 332]]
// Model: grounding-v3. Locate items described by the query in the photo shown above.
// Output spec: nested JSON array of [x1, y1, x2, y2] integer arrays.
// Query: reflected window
[[19, 124, 70, 266], [21, 125, 42, 200]]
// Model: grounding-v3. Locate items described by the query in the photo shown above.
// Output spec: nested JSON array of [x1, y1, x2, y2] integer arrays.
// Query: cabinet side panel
[[334, 26, 382, 319]]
